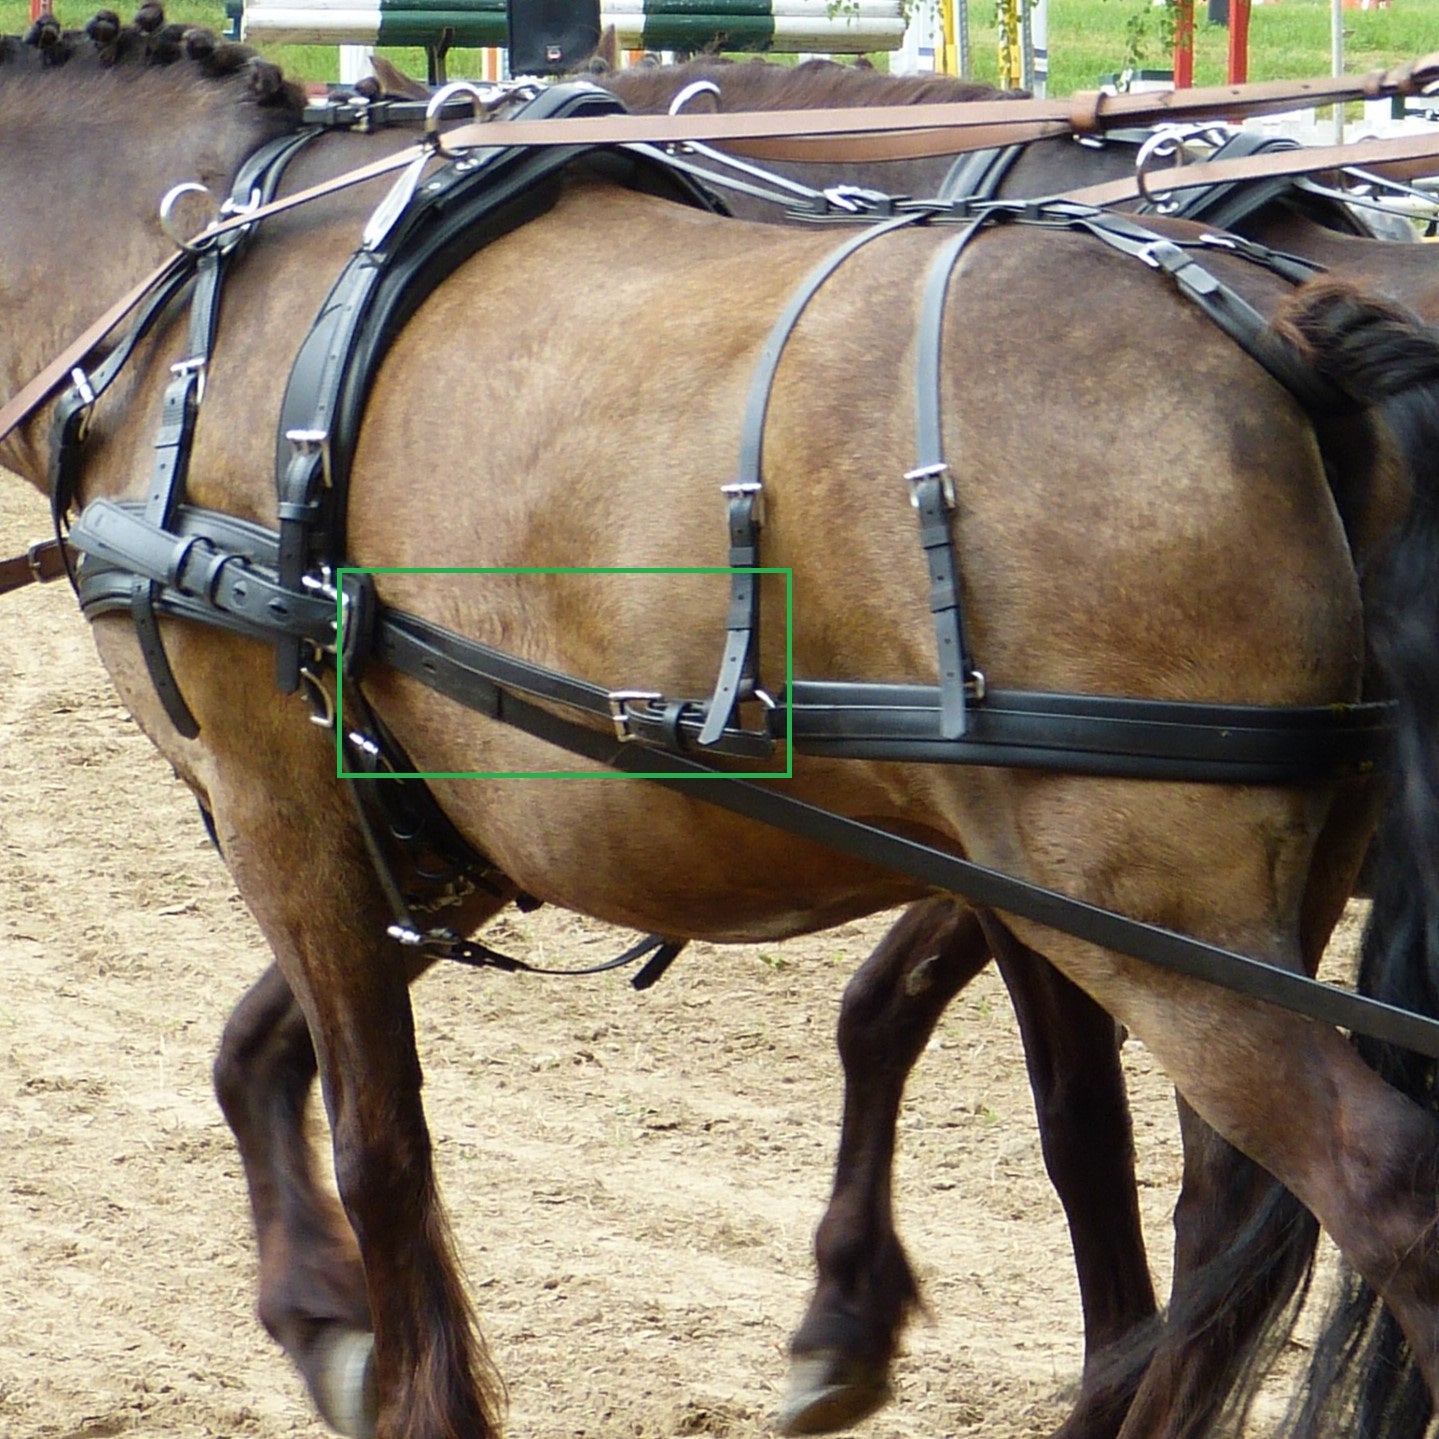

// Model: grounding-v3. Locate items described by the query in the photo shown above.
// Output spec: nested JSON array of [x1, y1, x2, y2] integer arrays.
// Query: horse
[[572, 52, 1439, 1439], [9, 14, 1439, 1439]]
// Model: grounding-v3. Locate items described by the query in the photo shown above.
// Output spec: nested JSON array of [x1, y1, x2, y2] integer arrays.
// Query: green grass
[[2, 0, 1436, 94]]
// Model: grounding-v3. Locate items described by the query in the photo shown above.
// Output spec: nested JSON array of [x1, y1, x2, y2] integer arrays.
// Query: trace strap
[[437, 675, 1439, 1061]]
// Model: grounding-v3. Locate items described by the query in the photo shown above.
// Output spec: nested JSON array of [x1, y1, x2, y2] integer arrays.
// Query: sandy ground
[[0, 478, 1365, 1439]]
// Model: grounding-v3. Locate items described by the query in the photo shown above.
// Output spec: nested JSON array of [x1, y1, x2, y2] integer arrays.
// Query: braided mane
[[0, 4, 304, 119]]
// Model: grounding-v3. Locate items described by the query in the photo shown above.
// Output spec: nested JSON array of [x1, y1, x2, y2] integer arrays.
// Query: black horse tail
[[1262, 280, 1439, 1439]]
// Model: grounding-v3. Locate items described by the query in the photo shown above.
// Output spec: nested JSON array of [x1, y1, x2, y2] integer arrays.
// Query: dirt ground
[[0, 478, 1365, 1439]]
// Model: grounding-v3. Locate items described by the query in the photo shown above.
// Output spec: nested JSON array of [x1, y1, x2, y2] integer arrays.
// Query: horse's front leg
[[212, 783, 505, 1439], [213, 963, 374, 1432], [780, 899, 986, 1435], [780, 900, 1159, 1437]]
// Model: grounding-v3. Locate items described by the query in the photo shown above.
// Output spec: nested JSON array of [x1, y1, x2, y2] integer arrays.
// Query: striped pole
[[242, 0, 906, 51]]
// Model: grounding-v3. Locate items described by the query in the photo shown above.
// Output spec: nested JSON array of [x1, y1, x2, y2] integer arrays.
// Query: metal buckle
[[171, 355, 208, 406], [26, 540, 57, 583], [607, 689, 662, 742], [904, 462, 956, 510], [298, 665, 336, 729], [721, 480, 765, 525], [967, 669, 987, 702], [285, 427, 332, 489]]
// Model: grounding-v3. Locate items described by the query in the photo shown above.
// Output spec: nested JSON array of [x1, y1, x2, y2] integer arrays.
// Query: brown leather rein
[[4, 55, 1439, 580]]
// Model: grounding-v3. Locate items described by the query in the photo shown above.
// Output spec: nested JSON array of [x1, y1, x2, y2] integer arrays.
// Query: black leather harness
[[51, 84, 1439, 1055]]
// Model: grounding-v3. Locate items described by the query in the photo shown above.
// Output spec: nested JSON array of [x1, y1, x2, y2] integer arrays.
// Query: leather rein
[[10, 79, 1439, 1054]]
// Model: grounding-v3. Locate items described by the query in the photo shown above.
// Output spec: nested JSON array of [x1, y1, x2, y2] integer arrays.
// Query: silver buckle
[[721, 480, 765, 525], [904, 462, 955, 510], [607, 689, 662, 742], [171, 355, 208, 405], [286, 427, 332, 489]]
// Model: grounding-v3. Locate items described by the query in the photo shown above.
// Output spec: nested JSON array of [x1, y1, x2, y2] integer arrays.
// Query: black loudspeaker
[[507, 0, 602, 75]]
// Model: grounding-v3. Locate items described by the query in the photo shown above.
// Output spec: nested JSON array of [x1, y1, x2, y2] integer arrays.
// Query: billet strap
[[909, 215, 991, 738], [127, 247, 229, 740], [701, 208, 931, 747]]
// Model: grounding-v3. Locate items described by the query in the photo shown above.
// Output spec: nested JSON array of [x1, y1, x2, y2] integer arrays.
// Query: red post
[[30, 0, 51, 19], [1172, 0, 1195, 89], [1227, 0, 1250, 83]]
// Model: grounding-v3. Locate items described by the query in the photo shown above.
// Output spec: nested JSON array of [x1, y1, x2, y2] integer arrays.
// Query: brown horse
[[580, 52, 1439, 1439], [9, 15, 1439, 1439]]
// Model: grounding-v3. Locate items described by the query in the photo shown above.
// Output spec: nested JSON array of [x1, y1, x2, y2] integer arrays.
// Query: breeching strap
[[701, 208, 930, 745]]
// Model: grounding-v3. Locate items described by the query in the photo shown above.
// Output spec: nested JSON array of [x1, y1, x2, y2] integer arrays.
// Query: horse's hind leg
[[987, 785, 1439, 1432], [1056, 786, 1378, 1439], [214, 963, 375, 1436]]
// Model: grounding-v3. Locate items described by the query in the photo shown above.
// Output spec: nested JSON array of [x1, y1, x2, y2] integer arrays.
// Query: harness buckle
[[721, 480, 765, 524], [298, 665, 336, 729], [171, 355, 208, 406], [285, 427, 332, 489], [26, 540, 59, 584], [607, 689, 662, 742], [904, 462, 956, 510]]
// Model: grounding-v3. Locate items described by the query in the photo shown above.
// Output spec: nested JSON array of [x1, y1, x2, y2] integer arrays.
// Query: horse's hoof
[[312, 1326, 378, 1439], [775, 1351, 892, 1435]]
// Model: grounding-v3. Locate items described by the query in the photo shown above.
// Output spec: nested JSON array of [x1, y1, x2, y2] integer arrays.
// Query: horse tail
[[1265, 280, 1439, 1439]]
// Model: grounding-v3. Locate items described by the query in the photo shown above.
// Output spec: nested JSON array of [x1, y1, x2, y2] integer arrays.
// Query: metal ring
[[1133, 128, 1188, 214], [668, 80, 721, 115], [158, 181, 220, 253], [425, 80, 494, 138]]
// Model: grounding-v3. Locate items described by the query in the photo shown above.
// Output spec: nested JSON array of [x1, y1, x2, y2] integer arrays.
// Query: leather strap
[[1065, 129, 1439, 209], [0, 538, 70, 597], [909, 216, 990, 737], [374, 648, 1439, 1061], [10, 82, 1439, 453], [701, 208, 930, 747]]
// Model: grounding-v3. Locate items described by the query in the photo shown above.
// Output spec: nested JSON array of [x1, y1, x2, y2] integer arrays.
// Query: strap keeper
[[1068, 89, 1104, 134], [70, 366, 97, 409], [26, 540, 60, 583]]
